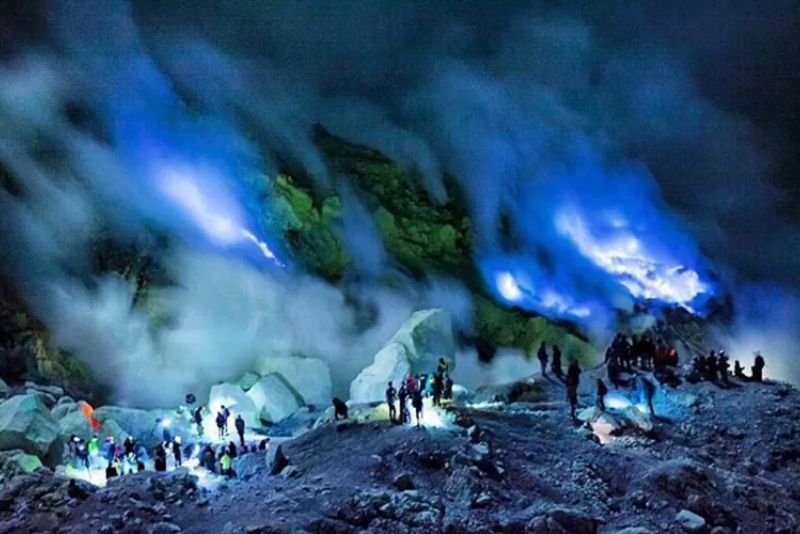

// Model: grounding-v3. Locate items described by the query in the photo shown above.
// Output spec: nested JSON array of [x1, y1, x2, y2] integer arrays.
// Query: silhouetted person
[[227, 441, 238, 459], [222, 405, 231, 435], [154, 443, 167, 472], [537, 342, 549, 376], [386, 381, 397, 422], [432, 375, 443, 407], [655, 339, 667, 371], [640, 376, 656, 416], [734, 360, 746, 379], [752, 353, 765, 382], [193, 406, 204, 436], [333, 397, 349, 420], [607, 356, 621, 389], [667, 346, 679, 367], [412, 389, 423, 427], [596, 378, 608, 412], [235, 414, 246, 447], [405, 372, 418, 394], [566, 360, 581, 421], [551, 345, 563, 378], [437, 357, 449, 377], [398, 385, 409, 424], [215, 410, 225, 439], [706, 351, 718, 381], [172, 436, 182, 468], [123, 436, 135, 456], [202, 444, 216, 473], [718, 352, 730, 384], [444, 374, 453, 400]]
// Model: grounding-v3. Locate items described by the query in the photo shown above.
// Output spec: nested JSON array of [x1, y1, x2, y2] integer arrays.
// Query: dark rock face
[[265, 443, 290, 475]]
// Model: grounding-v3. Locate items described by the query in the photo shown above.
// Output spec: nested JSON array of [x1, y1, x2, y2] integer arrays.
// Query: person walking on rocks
[[437, 357, 449, 377], [235, 414, 246, 447], [537, 342, 549, 377], [432, 374, 443, 407], [386, 381, 397, 422], [412, 388, 424, 428], [566, 359, 581, 421], [752, 353, 765, 382], [398, 384, 409, 424], [193, 405, 204, 436], [216, 410, 226, 440], [596, 378, 608, 412], [551, 345, 563, 378], [172, 436, 182, 468], [222, 405, 231, 436]]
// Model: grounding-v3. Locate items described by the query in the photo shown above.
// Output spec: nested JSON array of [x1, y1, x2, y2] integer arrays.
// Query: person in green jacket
[[220, 450, 233, 477]]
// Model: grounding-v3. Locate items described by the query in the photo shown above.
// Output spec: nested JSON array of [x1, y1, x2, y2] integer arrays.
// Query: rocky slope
[[1, 364, 798, 534]]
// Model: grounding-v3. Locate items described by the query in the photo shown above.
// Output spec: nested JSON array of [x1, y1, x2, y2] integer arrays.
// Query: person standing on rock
[[412, 388, 424, 427], [386, 381, 397, 422], [235, 414, 246, 447], [565, 359, 581, 421], [752, 353, 765, 382], [437, 357, 449, 377], [398, 384, 409, 424], [734, 360, 746, 379], [596, 378, 608, 412], [405, 372, 418, 394], [718, 351, 730, 384], [172, 436, 182, 468], [607, 355, 621, 389], [216, 410, 226, 440], [551, 345, 563, 378], [222, 405, 231, 436], [537, 342, 549, 377], [193, 405, 204, 436], [432, 374, 443, 407]]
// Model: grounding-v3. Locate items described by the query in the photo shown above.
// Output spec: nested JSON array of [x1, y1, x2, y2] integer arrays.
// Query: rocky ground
[[1, 364, 799, 534]]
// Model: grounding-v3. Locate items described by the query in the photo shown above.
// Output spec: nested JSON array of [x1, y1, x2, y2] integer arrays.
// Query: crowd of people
[[384, 357, 454, 427], [536, 332, 770, 424], [67, 395, 271, 482]]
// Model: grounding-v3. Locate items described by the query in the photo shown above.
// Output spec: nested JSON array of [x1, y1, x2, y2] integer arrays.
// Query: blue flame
[[100, 54, 283, 267], [482, 149, 715, 321]]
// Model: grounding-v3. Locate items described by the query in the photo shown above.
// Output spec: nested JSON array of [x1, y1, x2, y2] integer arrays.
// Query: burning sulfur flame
[[554, 206, 709, 310], [157, 163, 282, 265]]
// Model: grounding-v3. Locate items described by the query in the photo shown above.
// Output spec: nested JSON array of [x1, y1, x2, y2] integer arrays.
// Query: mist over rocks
[[350, 308, 455, 403]]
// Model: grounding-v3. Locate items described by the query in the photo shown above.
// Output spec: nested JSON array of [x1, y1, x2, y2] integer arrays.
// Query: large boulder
[[0, 449, 43, 483], [253, 356, 332, 407], [208, 382, 258, 426], [58, 406, 94, 440], [349, 309, 455, 403], [50, 397, 78, 420], [349, 343, 411, 403], [0, 394, 63, 465], [388, 309, 455, 373], [247, 374, 303, 424]]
